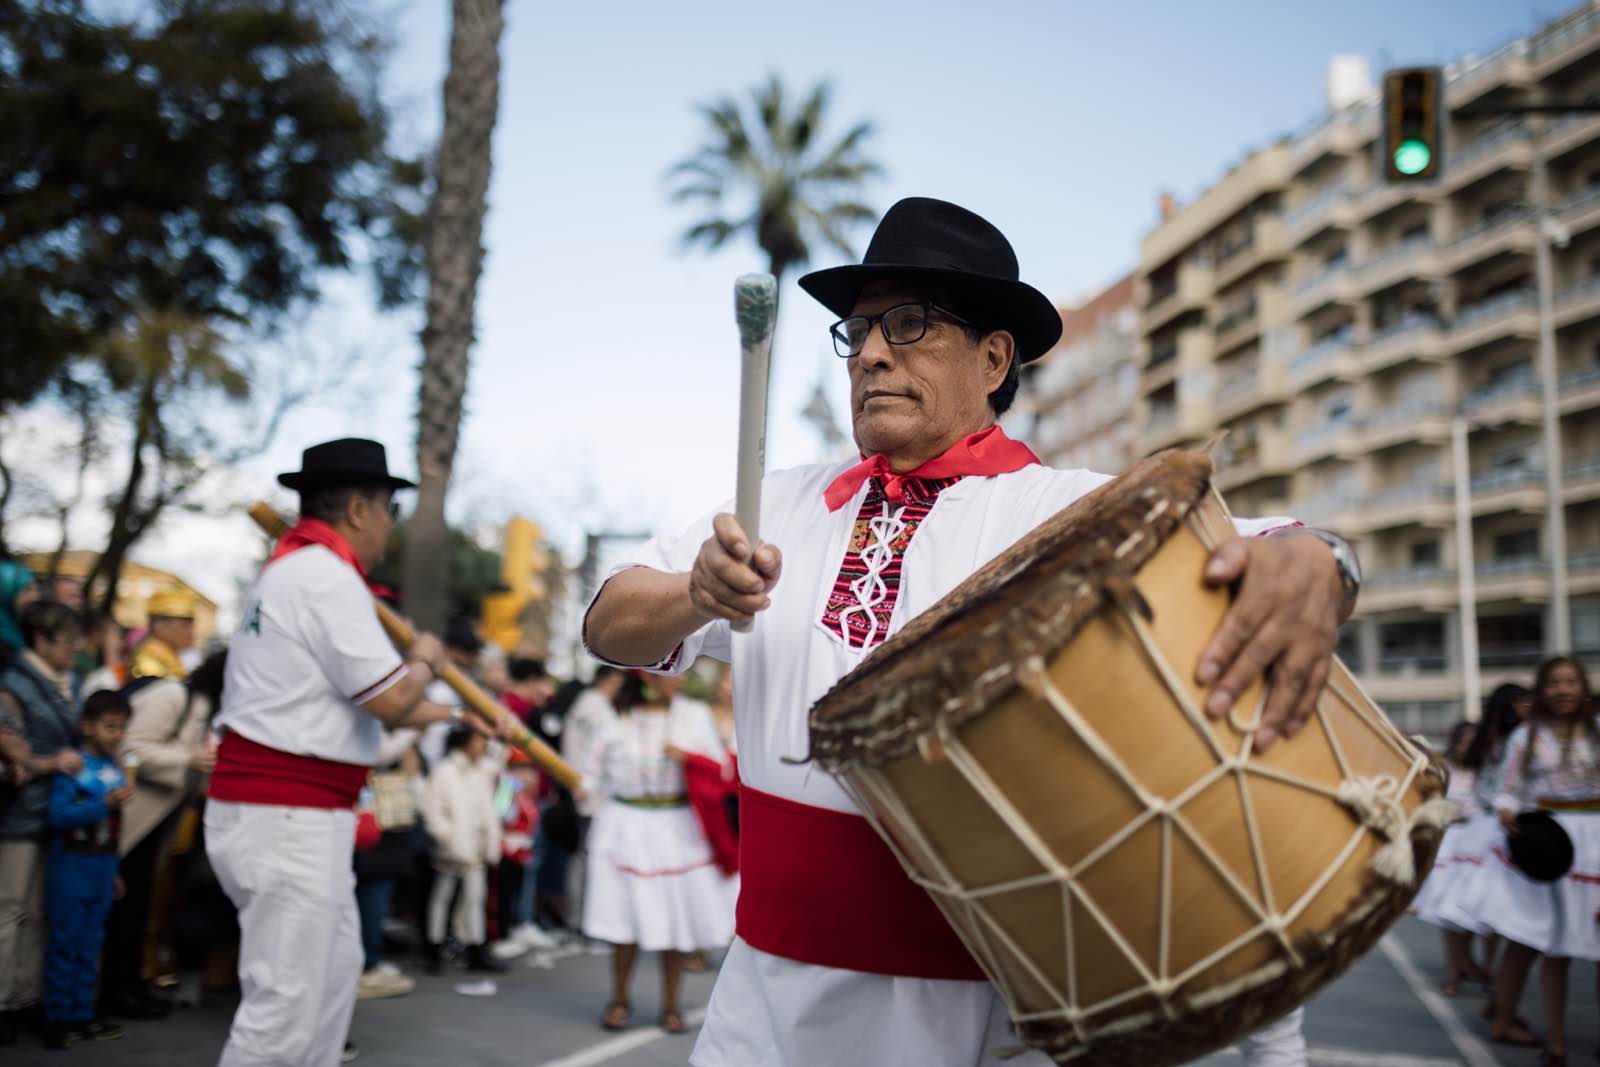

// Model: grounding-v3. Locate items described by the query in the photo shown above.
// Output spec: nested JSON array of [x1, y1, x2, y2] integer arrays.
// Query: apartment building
[[1023, 274, 1140, 474], [1134, 5, 1600, 739]]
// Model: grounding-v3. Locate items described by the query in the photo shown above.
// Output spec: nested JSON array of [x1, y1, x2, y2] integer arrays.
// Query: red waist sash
[[208, 730, 369, 810], [735, 783, 985, 981]]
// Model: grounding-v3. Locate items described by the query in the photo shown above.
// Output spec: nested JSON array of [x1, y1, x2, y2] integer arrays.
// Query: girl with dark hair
[[1480, 657, 1599, 1061], [1421, 684, 1533, 991]]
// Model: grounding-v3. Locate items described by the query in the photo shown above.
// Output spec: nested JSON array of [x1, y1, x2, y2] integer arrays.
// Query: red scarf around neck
[[267, 517, 369, 580], [823, 425, 1041, 512]]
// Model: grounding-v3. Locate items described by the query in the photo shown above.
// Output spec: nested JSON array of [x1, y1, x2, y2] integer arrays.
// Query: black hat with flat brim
[[277, 438, 416, 493], [1507, 811, 1575, 883], [798, 197, 1063, 363]]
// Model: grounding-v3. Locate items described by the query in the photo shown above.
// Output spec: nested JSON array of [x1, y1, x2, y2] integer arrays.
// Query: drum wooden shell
[[808, 452, 1446, 1066]]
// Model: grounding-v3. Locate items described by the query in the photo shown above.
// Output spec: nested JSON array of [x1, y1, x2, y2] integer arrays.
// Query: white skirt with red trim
[[1465, 811, 1600, 960], [581, 799, 736, 952], [1414, 814, 1498, 931]]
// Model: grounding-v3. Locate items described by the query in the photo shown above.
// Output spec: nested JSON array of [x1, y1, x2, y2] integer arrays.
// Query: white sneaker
[[512, 923, 559, 950], [489, 938, 529, 961], [174, 972, 204, 1008], [376, 961, 403, 977], [357, 967, 416, 1000]]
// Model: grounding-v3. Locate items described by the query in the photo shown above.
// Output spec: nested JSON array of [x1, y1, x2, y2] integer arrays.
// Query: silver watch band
[[1297, 527, 1361, 615]]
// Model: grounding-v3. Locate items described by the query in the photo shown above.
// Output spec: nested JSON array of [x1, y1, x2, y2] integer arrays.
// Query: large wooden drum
[[808, 451, 1450, 1066]]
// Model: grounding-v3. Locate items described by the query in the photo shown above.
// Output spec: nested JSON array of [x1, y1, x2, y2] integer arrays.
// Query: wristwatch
[[1297, 528, 1362, 617]]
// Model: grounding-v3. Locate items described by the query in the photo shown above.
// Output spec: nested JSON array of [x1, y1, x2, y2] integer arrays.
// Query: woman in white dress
[[1416, 684, 1530, 994], [1482, 657, 1599, 1064], [581, 672, 736, 1033]]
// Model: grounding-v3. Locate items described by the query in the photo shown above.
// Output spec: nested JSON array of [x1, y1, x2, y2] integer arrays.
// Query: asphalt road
[[9, 918, 1595, 1066]]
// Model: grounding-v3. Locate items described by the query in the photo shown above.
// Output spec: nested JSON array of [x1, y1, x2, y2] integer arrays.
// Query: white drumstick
[[733, 273, 778, 634]]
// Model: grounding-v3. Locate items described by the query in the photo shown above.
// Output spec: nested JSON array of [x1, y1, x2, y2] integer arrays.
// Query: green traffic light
[[1394, 138, 1432, 175]]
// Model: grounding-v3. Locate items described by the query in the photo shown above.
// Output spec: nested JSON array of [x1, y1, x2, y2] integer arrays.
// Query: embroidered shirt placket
[[835, 495, 909, 650]]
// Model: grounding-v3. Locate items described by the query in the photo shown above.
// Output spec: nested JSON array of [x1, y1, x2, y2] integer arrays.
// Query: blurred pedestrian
[[419, 727, 505, 975], [205, 438, 463, 1067], [0, 561, 38, 673], [1482, 657, 1600, 1062], [416, 617, 483, 770], [77, 613, 126, 698], [129, 591, 195, 682], [491, 748, 554, 957], [580, 673, 734, 1033], [0, 600, 85, 1046], [41, 690, 132, 1049], [353, 721, 423, 1000], [98, 651, 226, 1019]]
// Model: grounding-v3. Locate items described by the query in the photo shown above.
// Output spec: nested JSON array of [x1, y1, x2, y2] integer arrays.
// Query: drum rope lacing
[[834, 493, 1451, 1054]]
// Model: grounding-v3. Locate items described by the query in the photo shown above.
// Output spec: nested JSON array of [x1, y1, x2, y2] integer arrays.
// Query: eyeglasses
[[388, 500, 401, 521], [829, 302, 978, 358]]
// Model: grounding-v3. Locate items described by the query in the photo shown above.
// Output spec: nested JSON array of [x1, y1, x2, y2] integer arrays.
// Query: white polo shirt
[[216, 544, 406, 766]]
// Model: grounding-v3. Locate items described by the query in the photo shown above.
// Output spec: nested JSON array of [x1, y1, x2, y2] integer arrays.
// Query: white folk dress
[[588, 459, 1299, 1067], [1470, 723, 1600, 960], [580, 701, 737, 952]]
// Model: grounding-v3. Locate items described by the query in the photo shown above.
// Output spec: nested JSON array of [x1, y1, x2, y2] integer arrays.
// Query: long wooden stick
[[247, 502, 581, 790]]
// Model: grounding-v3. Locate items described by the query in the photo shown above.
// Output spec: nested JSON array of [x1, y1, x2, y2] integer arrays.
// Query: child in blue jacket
[[44, 689, 133, 1049]]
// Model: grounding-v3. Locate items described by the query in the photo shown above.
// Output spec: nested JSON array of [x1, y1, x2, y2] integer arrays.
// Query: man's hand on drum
[[689, 514, 783, 628], [1195, 533, 1343, 752]]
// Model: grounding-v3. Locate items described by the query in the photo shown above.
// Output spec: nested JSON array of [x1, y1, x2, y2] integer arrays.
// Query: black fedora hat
[[277, 438, 416, 493], [798, 197, 1063, 363], [1507, 811, 1575, 883]]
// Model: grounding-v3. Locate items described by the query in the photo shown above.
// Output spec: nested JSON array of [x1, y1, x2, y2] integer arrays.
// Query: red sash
[[735, 784, 985, 981]]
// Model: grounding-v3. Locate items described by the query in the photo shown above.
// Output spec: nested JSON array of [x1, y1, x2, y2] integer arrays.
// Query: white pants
[[427, 862, 486, 946], [1237, 1007, 1308, 1067], [207, 801, 361, 1067]]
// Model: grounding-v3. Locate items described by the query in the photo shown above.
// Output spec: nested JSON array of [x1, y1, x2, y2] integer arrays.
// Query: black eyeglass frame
[[828, 302, 981, 358]]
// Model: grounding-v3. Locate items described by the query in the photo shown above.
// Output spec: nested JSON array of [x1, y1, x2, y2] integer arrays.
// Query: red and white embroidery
[[821, 475, 959, 650]]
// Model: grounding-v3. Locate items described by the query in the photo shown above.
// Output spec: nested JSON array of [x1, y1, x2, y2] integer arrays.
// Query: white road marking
[[1212, 1047, 1466, 1065], [1376, 934, 1502, 1067], [530, 1007, 707, 1067]]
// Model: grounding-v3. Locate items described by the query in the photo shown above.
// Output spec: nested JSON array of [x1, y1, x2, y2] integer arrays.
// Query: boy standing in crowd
[[43, 690, 134, 1049]]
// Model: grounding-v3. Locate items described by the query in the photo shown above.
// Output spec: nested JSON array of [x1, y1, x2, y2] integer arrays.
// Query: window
[[1410, 540, 1441, 568], [1491, 529, 1540, 561]]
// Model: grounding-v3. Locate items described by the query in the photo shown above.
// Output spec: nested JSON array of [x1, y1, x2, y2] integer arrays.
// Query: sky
[[8, 0, 1550, 634]]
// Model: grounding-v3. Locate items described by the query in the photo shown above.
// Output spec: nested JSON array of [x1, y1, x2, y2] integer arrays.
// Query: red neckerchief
[[267, 517, 369, 581], [823, 425, 1041, 512]]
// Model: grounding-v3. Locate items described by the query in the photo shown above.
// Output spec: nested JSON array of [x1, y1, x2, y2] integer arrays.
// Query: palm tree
[[667, 74, 882, 298], [403, 0, 505, 633]]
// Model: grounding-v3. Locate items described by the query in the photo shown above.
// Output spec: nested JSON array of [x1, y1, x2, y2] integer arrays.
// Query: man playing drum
[[584, 198, 1363, 1067]]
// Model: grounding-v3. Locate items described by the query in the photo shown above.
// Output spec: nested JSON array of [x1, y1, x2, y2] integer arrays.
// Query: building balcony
[[1353, 179, 1441, 225], [1285, 182, 1357, 246], [1469, 466, 1546, 516], [1538, 111, 1600, 162], [1473, 556, 1550, 604], [1448, 289, 1538, 355], [1360, 399, 1451, 452], [1357, 314, 1448, 375], [1567, 454, 1600, 504], [1287, 333, 1360, 389], [1530, 6, 1600, 80], [1292, 418, 1361, 464], [1358, 236, 1442, 295], [1561, 364, 1600, 415], [1291, 262, 1360, 317], [1462, 373, 1540, 423], [1214, 304, 1261, 356], [1447, 210, 1535, 275], [1142, 263, 1214, 335], [1213, 355, 1288, 423], [1214, 426, 1293, 492], [1286, 493, 1363, 535], [1444, 121, 1533, 193], [1287, 109, 1371, 178], [1561, 184, 1600, 241], [1358, 567, 1458, 614], [1140, 404, 1210, 453], [1448, 38, 1532, 108], [1213, 216, 1288, 291], [1555, 273, 1600, 329], [1360, 483, 1454, 532]]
